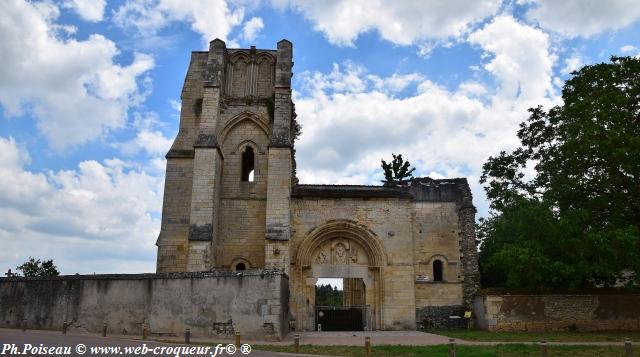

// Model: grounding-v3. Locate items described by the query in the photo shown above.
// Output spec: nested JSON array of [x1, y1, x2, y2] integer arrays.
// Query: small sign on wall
[[415, 275, 430, 283]]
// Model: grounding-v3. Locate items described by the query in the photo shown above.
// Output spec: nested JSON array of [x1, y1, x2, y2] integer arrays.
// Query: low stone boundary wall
[[416, 305, 466, 329], [474, 293, 640, 331], [0, 270, 289, 340]]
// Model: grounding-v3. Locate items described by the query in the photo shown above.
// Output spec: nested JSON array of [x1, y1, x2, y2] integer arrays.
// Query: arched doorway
[[292, 220, 386, 331]]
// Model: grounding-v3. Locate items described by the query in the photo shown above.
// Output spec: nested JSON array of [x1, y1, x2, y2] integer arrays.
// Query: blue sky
[[1, 0, 639, 275]]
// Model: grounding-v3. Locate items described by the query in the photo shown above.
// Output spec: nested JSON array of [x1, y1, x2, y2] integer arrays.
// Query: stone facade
[[156, 39, 480, 331]]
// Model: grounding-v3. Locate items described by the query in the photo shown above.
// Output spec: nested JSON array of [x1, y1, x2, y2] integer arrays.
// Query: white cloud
[[0, 0, 154, 150], [295, 67, 495, 179], [525, 0, 640, 37], [560, 56, 582, 75], [242, 16, 264, 42], [115, 129, 173, 156], [458, 82, 488, 96], [112, 110, 174, 157], [169, 99, 181, 113], [112, 0, 168, 36], [417, 43, 436, 58], [0, 136, 163, 274], [621, 45, 639, 55], [298, 62, 368, 94], [293, 16, 558, 218], [113, 0, 248, 46], [63, 0, 106, 22], [468, 15, 556, 108], [368, 73, 425, 94], [274, 0, 501, 46]]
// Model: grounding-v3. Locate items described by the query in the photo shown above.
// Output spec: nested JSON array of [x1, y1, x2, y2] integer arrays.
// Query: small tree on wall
[[381, 153, 416, 185], [16, 257, 60, 278]]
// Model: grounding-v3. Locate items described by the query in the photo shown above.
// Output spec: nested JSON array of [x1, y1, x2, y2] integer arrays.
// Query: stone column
[[265, 40, 293, 273], [186, 39, 227, 271]]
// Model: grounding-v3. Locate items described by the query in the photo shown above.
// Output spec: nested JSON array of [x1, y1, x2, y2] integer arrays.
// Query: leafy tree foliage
[[16, 257, 60, 278], [479, 56, 640, 289], [315, 284, 343, 306], [381, 153, 416, 184]]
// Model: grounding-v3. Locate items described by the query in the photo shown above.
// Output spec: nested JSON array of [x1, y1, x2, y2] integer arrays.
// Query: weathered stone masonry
[[474, 293, 640, 331], [0, 271, 289, 339], [155, 39, 481, 331], [3, 39, 635, 336]]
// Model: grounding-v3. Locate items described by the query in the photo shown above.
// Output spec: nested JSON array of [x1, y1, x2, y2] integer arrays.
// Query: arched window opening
[[433, 260, 443, 282], [241, 146, 255, 182], [235, 263, 246, 271]]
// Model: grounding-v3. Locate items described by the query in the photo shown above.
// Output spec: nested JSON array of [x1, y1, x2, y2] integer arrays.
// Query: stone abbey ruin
[[155, 38, 480, 332], [1, 39, 638, 339]]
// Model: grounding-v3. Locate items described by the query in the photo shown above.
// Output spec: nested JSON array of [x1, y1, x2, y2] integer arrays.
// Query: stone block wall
[[416, 305, 466, 329], [383, 266, 418, 330], [216, 108, 271, 270], [410, 199, 467, 332], [156, 158, 193, 272], [415, 283, 463, 307], [265, 148, 292, 272], [412, 201, 464, 310], [217, 199, 266, 269], [410, 178, 479, 309], [474, 294, 640, 331], [219, 119, 269, 198], [0, 271, 289, 340], [186, 146, 222, 270], [290, 197, 417, 330]]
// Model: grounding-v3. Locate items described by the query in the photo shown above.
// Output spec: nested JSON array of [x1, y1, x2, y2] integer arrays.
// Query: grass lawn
[[256, 344, 630, 356], [429, 329, 640, 342]]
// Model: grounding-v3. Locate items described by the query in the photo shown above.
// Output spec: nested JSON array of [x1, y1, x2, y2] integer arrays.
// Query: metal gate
[[315, 305, 369, 331]]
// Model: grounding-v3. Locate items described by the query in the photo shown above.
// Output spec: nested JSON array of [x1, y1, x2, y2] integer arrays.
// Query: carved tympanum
[[312, 239, 368, 266]]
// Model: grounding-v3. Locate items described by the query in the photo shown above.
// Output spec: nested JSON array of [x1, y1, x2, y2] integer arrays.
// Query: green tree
[[479, 56, 640, 289], [16, 257, 60, 278], [315, 284, 343, 306], [381, 153, 416, 185]]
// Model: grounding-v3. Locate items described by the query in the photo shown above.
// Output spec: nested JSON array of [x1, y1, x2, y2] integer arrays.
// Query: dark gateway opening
[[315, 278, 367, 331]]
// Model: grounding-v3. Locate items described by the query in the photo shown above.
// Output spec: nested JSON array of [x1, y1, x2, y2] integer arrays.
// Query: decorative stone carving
[[309, 237, 369, 267], [334, 242, 347, 265], [316, 250, 328, 264]]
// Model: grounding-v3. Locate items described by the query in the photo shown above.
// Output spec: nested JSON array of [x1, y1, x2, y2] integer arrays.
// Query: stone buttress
[[265, 40, 293, 273]]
